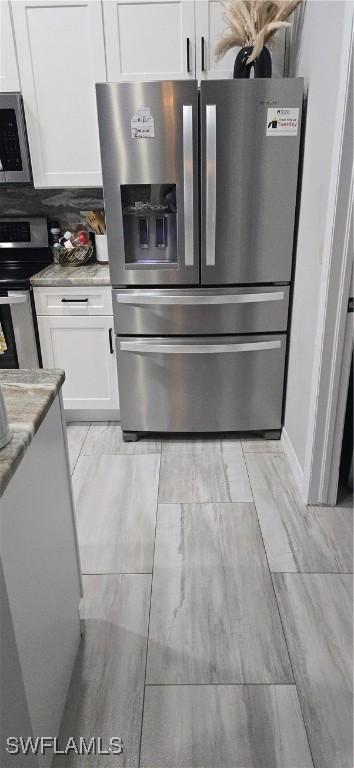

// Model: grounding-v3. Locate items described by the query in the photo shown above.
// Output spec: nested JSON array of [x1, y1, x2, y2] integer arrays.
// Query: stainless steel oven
[[0, 290, 40, 368], [0, 218, 50, 369], [0, 93, 32, 184]]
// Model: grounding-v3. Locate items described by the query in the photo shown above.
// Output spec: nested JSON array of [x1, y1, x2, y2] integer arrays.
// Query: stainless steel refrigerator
[[96, 78, 303, 440]]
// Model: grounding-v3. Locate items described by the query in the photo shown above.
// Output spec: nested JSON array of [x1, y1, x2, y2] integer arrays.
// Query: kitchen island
[[0, 370, 82, 768]]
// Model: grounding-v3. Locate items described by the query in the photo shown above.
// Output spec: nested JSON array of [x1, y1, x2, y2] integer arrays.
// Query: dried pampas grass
[[215, 0, 301, 64]]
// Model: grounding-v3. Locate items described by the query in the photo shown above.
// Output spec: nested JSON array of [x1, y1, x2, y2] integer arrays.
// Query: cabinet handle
[[201, 36, 206, 72], [109, 327, 114, 354], [61, 297, 88, 303], [186, 37, 191, 73]]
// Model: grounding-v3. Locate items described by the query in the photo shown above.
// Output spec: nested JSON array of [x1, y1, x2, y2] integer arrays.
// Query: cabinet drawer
[[34, 286, 113, 316]]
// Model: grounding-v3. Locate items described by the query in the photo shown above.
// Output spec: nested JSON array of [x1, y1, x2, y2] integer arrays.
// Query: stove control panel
[[0, 221, 30, 243], [0, 218, 48, 248]]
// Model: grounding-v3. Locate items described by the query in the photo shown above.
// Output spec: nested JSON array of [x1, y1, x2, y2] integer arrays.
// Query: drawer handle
[[116, 291, 284, 305], [61, 298, 89, 303], [119, 340, 281, 354]]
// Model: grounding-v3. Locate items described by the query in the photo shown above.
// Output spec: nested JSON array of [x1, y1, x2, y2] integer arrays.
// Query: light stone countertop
[[0, 369, 65, 496], [30, 262, 111, 286]]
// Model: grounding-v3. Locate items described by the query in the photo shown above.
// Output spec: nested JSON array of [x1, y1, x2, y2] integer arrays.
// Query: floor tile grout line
[[144, 682, 303, 687], [269, 571, 317, 768], [79, 421, 91, 456], [241, 443, 316, 768], [80, 570, 353, 576], [81, 572, 153, 576], [137, 452, 161, 768], [69, 422, 91, 476]]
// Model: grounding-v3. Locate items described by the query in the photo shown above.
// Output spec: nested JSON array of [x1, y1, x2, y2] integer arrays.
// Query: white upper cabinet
[[195, 0, 286, 79], [0, 0, 20, 91], [11, 0, 106, 187], [103, 0, 196, 80]]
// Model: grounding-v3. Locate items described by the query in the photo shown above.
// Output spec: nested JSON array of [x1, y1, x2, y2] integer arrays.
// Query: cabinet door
[[0, 0, 20, 91], [103, 0, 196, 81], [11, 0, 106, 187], [195, 0, 287, 79], [37, 315, 119, 412]]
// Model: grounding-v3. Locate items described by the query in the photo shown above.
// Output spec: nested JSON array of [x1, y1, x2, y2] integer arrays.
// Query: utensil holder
[[95, 234, 109, 264]]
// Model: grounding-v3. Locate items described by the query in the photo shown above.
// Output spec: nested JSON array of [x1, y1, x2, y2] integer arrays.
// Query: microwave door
[[0, 94, 32, 184]]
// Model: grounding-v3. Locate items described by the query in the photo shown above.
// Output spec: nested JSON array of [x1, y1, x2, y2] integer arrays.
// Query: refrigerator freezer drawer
[[117, 334, 286, 433], [114, 286, 290, 336]]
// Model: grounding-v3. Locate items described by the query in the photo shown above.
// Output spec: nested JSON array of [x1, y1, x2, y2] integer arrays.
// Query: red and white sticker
[[266, 107, 299, 136]]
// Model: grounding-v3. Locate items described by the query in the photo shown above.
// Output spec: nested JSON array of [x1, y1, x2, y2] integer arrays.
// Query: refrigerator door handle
[[116, 291, 285, 305], [183, 105, 194, 267], [206, 104, 216, 267], [120, 340, 281, 354]]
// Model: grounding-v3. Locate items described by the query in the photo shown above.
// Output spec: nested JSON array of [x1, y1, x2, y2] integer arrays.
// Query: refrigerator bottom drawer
[[117, 334, 287, 433]]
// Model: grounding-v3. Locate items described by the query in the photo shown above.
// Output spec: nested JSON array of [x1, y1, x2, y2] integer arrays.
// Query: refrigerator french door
[[200, 78, 303, 284], [96, 80, 199, 286], [96, 78, 303, 437]]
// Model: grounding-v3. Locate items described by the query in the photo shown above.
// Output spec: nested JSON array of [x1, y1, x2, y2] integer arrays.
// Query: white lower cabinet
[[35, 287, 119, 418]]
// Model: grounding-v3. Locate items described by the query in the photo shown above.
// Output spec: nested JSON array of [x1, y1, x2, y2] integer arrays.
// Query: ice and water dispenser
[[121, 183, 177, 267]]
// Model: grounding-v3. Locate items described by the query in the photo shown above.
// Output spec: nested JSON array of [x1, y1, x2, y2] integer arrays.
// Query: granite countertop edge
[[30, 263, 111, 287], [0, 369, 65, 497]]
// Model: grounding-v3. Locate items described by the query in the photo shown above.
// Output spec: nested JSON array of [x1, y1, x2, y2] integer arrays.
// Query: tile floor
[[58, 423, 353, 768]]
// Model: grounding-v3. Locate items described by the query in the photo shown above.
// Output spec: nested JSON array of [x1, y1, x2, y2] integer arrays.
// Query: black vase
[[233, 45, 272, 78]]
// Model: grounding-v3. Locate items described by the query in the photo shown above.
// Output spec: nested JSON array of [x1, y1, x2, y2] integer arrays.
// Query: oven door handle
[[119, 340, 281, 354], [116, 291, 285, 305], [0, 294, 27, 305]]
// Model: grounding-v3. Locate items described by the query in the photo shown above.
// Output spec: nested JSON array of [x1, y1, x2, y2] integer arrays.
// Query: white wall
[[284, 0, 348, 478]]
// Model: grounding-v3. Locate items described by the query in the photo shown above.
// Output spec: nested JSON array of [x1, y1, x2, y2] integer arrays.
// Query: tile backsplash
[[0, 187, 104, 230]]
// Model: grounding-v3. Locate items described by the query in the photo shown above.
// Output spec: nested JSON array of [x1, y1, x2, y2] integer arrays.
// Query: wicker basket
[[56, 244, 94, 266]]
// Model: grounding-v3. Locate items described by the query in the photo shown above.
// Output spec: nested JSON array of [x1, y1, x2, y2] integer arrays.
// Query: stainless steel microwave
[[0, 93, 32, 184]]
